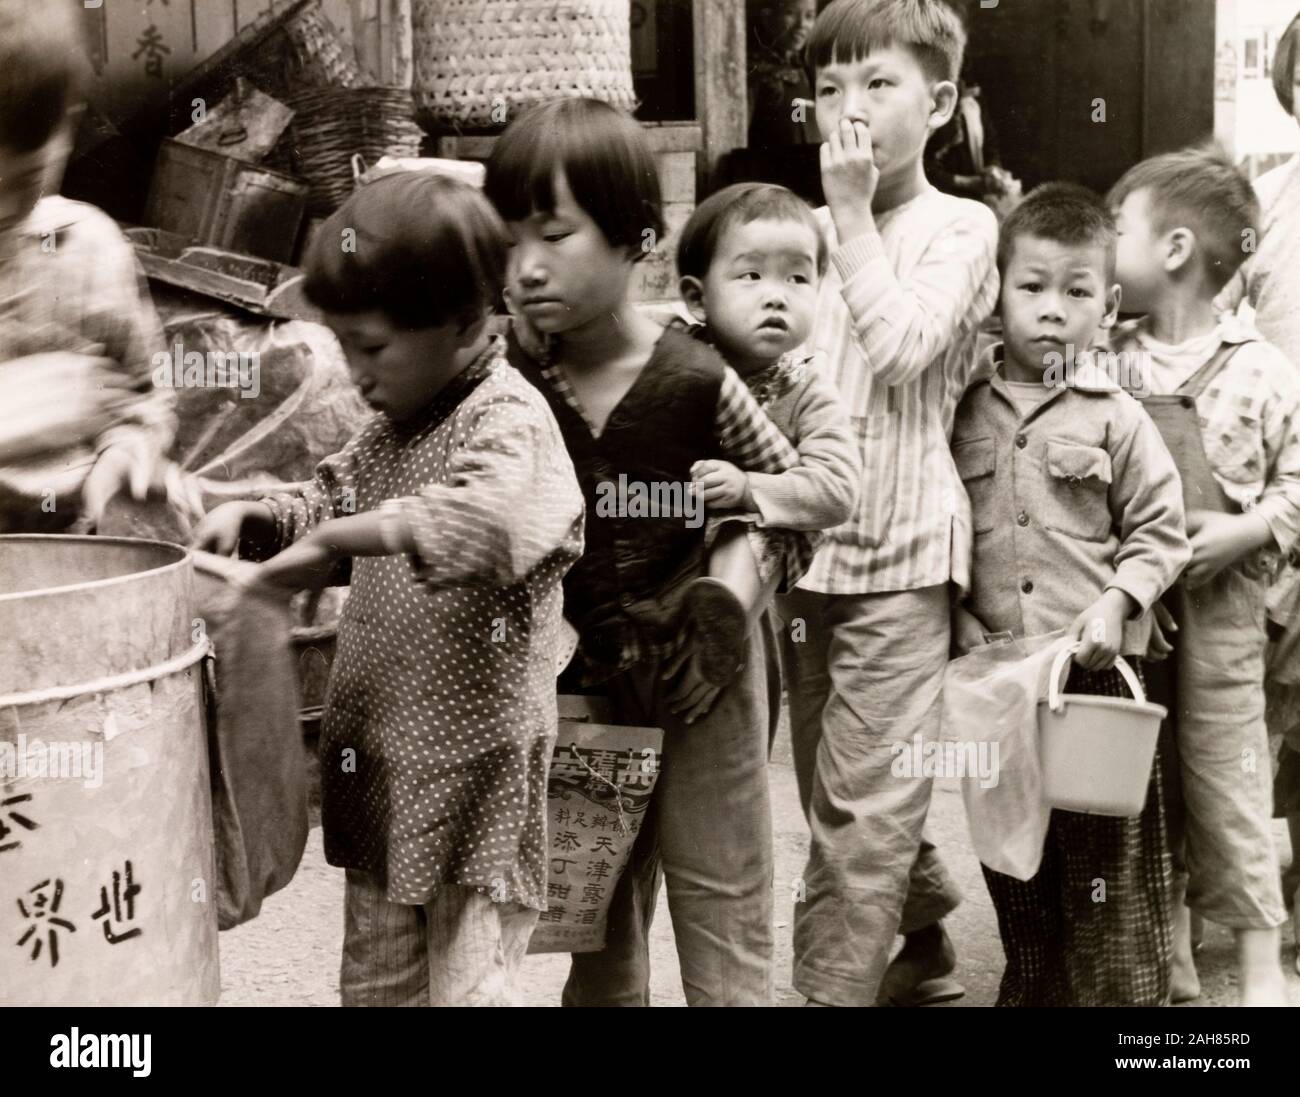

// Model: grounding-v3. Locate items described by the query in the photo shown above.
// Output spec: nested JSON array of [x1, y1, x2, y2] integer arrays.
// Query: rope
[[566, 741, 631, 836], [0, 639, 211, 709]]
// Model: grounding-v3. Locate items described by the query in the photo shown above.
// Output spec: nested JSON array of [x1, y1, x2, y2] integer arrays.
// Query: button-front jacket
[[952, 344, 1191, 650]]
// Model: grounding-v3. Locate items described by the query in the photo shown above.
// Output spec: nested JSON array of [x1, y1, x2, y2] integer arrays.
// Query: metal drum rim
[[0, 534, 192, 605]]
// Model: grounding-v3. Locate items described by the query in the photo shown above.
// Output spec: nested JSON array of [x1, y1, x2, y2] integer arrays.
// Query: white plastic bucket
[[1037, 645, 1165, 817]]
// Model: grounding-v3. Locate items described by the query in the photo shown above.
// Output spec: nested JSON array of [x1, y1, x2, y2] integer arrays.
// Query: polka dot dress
[[263, 339, 584, 910]]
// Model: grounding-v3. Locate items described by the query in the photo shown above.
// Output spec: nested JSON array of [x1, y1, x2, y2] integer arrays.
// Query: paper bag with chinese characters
[[527, 696, 663, 954]]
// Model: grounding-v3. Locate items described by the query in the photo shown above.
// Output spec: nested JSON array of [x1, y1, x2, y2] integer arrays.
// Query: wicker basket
[[412, 0, 637, 131], [278, 87, 425, 216], [241, 0, 365, 99]]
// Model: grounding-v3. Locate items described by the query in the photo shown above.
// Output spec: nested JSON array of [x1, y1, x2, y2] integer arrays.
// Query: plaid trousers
[[981, 663, 1174, 1007]]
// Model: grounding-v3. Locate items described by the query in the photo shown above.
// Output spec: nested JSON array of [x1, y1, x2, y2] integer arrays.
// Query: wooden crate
[[144, 139, 309, 263]]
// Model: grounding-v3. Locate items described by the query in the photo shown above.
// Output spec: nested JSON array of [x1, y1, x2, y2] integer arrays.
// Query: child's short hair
[[997, 182, 1117, 280], [0, 0, 88, 153], [1108, 146, 1260, 291], [484, 98, 664, 259], [303, 172, 509, 330], [677, 183, 828, 281], [805, 0, 967, 85], [1272, 13, 1300, 117]]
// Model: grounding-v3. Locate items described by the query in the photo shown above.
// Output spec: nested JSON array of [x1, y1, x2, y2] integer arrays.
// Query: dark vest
[[509, 326, 726, 671]]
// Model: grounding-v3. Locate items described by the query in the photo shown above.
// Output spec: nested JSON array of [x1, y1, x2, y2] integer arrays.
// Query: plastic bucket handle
[[1047, 641, 1145, 713]]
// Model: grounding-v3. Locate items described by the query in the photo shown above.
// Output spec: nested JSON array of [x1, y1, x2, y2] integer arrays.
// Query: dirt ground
[[218, 720, 1300, 1008]]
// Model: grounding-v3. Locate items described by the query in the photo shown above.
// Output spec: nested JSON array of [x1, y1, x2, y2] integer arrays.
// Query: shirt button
[[1016, 511, 1029, 527], [1181, 396, 1196, 409], [619, 593, 634, 608], [1021, 579, 1034, 594], [1015, 434, 1028, 449]]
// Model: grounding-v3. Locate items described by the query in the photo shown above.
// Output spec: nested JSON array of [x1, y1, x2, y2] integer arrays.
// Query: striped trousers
[[341, 870, 539, 1007]]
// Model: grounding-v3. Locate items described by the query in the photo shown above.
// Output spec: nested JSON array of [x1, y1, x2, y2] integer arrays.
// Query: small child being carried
[[673, 183, 861, 686]]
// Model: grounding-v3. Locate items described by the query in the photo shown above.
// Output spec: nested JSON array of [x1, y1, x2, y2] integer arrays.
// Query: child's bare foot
[[1170, 903, 1201, 1003], [876, 922, 964, 1006], [1236, 928, 1288, 1006], [683, 577, 747, 685]]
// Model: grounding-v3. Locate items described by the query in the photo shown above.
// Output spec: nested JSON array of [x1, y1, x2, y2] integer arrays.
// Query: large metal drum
[[0, 536, 218, 1005]]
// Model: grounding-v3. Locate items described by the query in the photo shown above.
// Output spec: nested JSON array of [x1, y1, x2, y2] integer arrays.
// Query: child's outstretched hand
[[662, 628, 722, 726], [190, 500, 275, 557], [691, 459, 752, 510], [1068, 588, 1137, 672], [247, 536, 338, 594], [821, 116, 879, 243]]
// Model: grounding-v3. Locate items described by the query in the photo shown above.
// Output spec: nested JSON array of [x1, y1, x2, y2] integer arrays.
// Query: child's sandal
[[683, 578, 748, 686]]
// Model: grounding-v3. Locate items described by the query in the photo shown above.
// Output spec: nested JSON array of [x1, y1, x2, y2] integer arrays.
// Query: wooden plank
[[657, 151, 696, 204], [194, 1, 239, 61], [100, 0, 199, 120], [78, 1, 109, 79], [377, 0, 394, 85], [235, 0, 276, 26], [351, 0, 384, 81], [1141, 0, 1216, 157], [390, 0, 414, 89], [436, 124, 704, 161], [691, 0, 747, 190], [1055, 0, 1143, 193], [631, 200, 692, 302], [640, 122, 705, 153], [966, 0, 1058, 191]]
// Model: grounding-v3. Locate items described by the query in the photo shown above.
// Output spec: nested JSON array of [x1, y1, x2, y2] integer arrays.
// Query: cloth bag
[[194, 552, 309, 930], [941, 631, 1070, 881]]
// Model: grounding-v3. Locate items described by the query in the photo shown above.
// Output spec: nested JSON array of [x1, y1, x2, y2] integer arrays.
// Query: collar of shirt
[[745, 348, 816, 406], [978, 340, 1119, 422], [1120, 314, 1258, 393], [390, 335, 504, 442]]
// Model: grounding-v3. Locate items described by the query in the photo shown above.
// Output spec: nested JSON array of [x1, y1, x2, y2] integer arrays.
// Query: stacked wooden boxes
[[434, 121, 703, 304]]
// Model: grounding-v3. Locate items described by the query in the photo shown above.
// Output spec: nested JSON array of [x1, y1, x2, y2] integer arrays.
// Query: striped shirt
[[799, 187, 999, 595]]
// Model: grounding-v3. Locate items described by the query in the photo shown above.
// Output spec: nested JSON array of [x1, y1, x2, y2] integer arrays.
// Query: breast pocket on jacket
[[850, 413, 899, 549], [953, 436, 996, 535], [1042, 439, 1113, 543]]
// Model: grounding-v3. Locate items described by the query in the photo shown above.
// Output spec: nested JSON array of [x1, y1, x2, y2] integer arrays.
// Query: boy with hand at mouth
[[1111, 147, 1300, 1006], [951, 183, 1190, 1005], [777, 0, 1000, 1008], [674, 182, 860, 688]]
